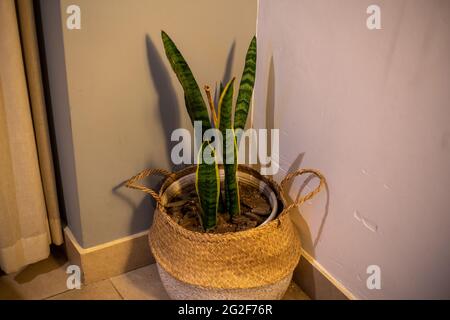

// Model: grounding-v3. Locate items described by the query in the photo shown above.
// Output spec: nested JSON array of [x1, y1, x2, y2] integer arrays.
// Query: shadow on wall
[[264, 55, 329, 252], [264, 56, 331, 298], [145, 34, 181, 164], [116, 34, 183, 225], [112, 178, 156, 269], [284, 152, 331, 300], [216, 40, 236, 104], [111, 35, 182, 252], [266, 56, 275, 134], [222, 40, 235, 85], [115, 34, 182, 219], [284, 153, 330, 251]]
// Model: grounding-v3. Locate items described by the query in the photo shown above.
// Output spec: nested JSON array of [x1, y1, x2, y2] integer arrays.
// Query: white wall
[[41, 0, 257, 247], [255, 0, 450, 299]]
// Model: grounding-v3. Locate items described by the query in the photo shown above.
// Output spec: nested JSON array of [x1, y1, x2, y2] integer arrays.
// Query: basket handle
[[125, 168, 175, 205], [280, 168, 326, 212]]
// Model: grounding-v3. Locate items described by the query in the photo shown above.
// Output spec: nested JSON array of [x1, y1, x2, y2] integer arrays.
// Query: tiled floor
[[0, 247, 69, 300], [0, 250, 309, 300]]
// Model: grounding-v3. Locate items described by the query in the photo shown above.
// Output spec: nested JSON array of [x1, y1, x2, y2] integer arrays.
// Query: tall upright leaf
[[195, 142, 220, 230], [161, 31, 211, 133], [218, 78, 240, 216], [234, 36, 257, 132], [183, 93, 194, 123]]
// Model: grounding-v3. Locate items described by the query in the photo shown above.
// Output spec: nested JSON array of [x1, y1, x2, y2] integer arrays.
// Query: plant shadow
[[263, 56, 329, 253], [284, 153, 330, 252], [112, 34, 185, 268], [145, 34, 181, 164], [283, 152, 331, 299], [215, 41, 236, 108]]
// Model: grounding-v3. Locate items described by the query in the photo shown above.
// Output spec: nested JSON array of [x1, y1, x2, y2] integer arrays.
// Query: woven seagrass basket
[[126, 165, 325, 300]]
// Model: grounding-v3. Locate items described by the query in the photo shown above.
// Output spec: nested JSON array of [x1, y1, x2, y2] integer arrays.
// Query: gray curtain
[[0, 0, 63, 274]]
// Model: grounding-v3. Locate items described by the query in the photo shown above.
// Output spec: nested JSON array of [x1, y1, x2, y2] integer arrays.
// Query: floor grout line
[[41, 280, 90, 300], [42, 288, 72, 300], [109, 278, 125, 300]]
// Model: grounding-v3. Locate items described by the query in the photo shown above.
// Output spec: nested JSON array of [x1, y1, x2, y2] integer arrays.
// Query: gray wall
[[255, 0, 450, 299], [40, 0, 257, 247]]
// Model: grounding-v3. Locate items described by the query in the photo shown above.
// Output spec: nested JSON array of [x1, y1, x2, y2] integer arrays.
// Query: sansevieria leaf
[[184, 93, 195, 123], [161, 31, 211, 133], [234, 36, 257, 132], [218, 78, 240, 216], [225, 132, 240, 216], [195, 142, 220, 230]]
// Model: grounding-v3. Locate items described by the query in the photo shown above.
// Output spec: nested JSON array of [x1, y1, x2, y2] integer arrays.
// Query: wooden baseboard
[[63, 227, 154, 284], [294, 250, 356, 300]]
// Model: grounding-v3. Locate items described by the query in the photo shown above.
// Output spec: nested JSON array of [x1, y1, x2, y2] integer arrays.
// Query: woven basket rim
[[156, 164, 288, 239]]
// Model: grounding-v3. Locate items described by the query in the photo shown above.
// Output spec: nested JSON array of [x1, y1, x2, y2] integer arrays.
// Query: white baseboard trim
[[294, 250, 356, 300], [63, 227, 154, 284]]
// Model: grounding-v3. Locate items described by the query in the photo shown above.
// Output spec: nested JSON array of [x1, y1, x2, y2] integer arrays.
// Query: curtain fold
[[0, 0, 63, 274]]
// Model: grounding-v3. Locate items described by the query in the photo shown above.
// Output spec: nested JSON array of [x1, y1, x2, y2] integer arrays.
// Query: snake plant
[[161, 31, 256, 231]]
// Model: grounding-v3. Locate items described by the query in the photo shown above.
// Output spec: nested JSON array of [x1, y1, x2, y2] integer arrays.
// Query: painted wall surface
[[255, 0, 450, 299], [40, 0, 257, 247]]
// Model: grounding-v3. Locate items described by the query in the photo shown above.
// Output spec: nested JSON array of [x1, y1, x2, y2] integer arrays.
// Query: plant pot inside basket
[[160, 165, 280, 234]]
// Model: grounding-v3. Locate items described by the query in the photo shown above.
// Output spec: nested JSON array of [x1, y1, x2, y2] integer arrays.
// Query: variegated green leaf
[[217, 185, 226, 213], [224, 132, 240, 216], [161, 31, 211, 133], [195, 142, 219, 230], [234, 36, 257, 132], [218, 78, 234, 133], [184, 93, 194, 124], [218, 78, 240, 216]]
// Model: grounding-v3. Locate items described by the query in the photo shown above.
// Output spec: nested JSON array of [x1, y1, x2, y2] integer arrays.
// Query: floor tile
[[47, 279, 122, 300], [111, 263, 310, 300], [110, 264, 170, 300], [0, 247, 69, 300], [1, 248, 310, 301], [282, 281, 310, 300]]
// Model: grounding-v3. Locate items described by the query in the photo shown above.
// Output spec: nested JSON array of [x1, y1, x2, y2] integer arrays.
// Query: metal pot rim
[[158, 165, 286, 226]]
